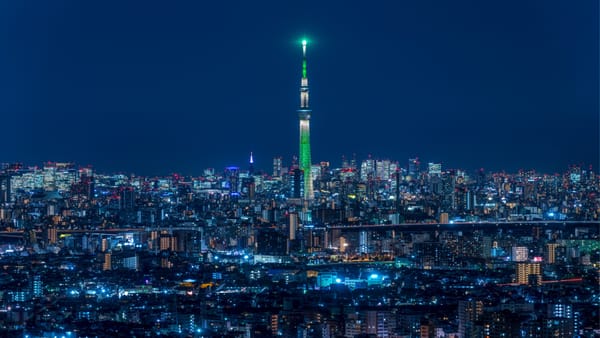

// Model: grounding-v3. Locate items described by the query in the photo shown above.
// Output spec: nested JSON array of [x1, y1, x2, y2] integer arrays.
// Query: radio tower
[[298, 39, 313, 200]]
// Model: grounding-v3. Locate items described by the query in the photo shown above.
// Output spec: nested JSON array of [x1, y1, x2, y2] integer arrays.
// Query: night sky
[[1, 1, 597, 175]]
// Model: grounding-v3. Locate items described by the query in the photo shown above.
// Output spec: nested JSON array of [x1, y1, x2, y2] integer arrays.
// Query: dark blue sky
[[1, 1, 597, 175]]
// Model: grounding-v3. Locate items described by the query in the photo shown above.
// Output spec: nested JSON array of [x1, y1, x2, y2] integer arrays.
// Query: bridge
[[0, 221, 596, 245]]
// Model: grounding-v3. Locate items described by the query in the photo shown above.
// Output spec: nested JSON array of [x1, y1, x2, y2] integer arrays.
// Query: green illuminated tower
[[298, 39, 313, 200]]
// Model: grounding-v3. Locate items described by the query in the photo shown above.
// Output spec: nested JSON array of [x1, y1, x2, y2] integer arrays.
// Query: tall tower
[[298, 39, 313, 200], [249, 152, 254, 176]]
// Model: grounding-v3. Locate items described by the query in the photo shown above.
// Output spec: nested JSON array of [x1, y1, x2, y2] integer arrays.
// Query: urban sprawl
[[0, 159, 598, 337]]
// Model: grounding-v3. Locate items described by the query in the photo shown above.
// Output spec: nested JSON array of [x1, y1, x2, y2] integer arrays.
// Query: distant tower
[[247, 153, 256, 201], [0, 174, 11, 204], [272, 157, 282, 177], [298, 39, 313, 200]]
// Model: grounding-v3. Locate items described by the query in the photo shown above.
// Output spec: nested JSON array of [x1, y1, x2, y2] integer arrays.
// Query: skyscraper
[[298, 39, 313, 200], [408, 158, 420, 177], [0, 174, 11, 204], [272, 157, 282, 177]]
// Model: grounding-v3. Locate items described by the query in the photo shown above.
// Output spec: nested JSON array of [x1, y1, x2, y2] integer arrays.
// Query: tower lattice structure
[[298, 39, 313, 201]]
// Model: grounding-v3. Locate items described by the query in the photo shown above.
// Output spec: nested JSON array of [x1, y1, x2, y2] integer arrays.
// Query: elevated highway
[[325, 221, 598, 233]]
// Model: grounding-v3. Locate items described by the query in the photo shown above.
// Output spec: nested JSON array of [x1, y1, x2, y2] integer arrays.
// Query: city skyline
[[1, 157, 596, 180], [1, 1, 598, 175]]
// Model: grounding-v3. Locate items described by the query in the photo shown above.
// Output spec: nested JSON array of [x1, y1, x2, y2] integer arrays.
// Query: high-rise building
[[31, 274, 43, 298], [408, 158, 420, 177], [224, 166, 240, 194], [160, 233, 177, 252], [47, 227, 58, 245], [516, 262, 542, 285], [291, 168, 304, 199], [545, 242, 561, 264], [243, 153, 256, 200], [103, 253, 112, 271], [0, 174, 11, 203], [360, 157, 375, 181], [297, 39, 313, 200], [288, 212, 298, 241], [428, 162, 442, 176], [511, 246, 529, 262], [120, 187, 135, 210], [375, 159, 392, 180], [458, 300, 483, 338], [272, 157, 282, 177]]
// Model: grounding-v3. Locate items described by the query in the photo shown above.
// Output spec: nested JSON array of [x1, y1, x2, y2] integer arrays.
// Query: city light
[[0, 19, 596, 336]]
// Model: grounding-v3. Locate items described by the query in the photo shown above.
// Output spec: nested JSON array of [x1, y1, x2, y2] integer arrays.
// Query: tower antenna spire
[[302, 39, 307, 57], [301, 39, 308, 80]]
